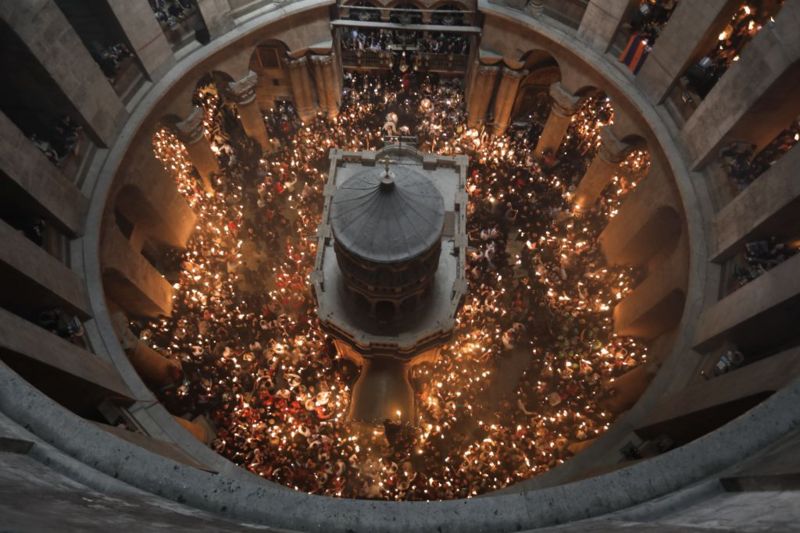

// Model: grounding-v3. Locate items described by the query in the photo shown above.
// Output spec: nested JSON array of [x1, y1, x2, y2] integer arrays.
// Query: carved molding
[[227, 70, 258, 105], [175, 107, 205, 144], [549, 81, 581, 116]]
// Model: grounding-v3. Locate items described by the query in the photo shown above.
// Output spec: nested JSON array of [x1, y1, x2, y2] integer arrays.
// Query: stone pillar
[[711, 144, 800, 262], [525, 0, 544, 17], [578, 0, 633, 53], [117, 151, 197, 250], [694, 252, 800, 351], [0, 111, 88, 236], [492, 67, 527, 136], [599, 164, 682, 267], [311, 54, 341, 119], [112, 313, 183, 388], [101, 223, 174, 318], [0, 1, 127, 147], [602, 364, 653, 414], [0, 307, 133, 402], [226, 71, 269, 151], [104, 0, 175, 81], [613, 240, 687, 340], [194, 0, 234, 39], [682, 1, 800, 168], [174, 415, 215, 444], [466, 63, 500, 129], [636, 0, 739, 104], [0, 219, 92, 319], [573, 128, 632, 209], [175, 107, 217, 193], [286, 56, 318, 123], [636, 345, 800, 444], [534, 82, 581, 157]]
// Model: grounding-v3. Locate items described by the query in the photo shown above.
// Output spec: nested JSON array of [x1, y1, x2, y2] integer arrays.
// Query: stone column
[[117, 150, 197, 250], [682, 1, 800, 168], [534, 82, 581, 157], [636, 0, 739, 104], [311, 55, 339, 118], [194, 0, 234, 39], [573, 128, 632, 209], [601, 364, 653, 414], [466, 63, 500, 129], [0, 219, 92, 319], [578, 0, 633, 53], [694, 252, 800, 351], [636, 345, 800, 444], [0, 307, 133, 402], [175, 107, 217, 193], [101, 223, 174, 318], [286, 56, 318, 123], [525, 0, 544, 17], [599, 163, 682, 267], [711, 144, 800, 262], [0, 111, 88, 236], [311, 54, 341, 119], [492, 67, 527, 136], [174, 415, 215, 444], [112, 313, 183, 389], [226, 70, 269, 151], [104, 0, 175, 81], [613, 240, 687, 340], [0, 1, 127, 147]]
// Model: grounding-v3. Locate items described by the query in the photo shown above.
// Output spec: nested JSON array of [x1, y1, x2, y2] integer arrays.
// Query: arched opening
[[344, 0, 380, 21], [432, 3, 465, 25], [390, 2, 423, 24]]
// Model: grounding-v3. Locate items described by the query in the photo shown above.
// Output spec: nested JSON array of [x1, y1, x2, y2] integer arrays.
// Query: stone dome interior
[[0, 0, 799, 531]]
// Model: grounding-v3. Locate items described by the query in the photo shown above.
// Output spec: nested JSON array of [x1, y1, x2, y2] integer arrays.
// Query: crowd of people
[[150, 0, 196, 28], [685, 2, 785, 98], [92, 42, 132, 80], [29, 115, 82, 167], [341, 28, 470, 56], [721, 117, 800, 192], [144, 69, 650, 500], [729, 237, 798, 292]]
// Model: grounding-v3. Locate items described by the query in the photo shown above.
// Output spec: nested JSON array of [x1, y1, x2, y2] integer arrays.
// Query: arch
[[430, 0, 471, 10], [388, 0, 424, 24], [342, 0, 381, 21], [430, 2, 467, 25], [385, 0, 424, 8], [511, 59, 561, 121], [619, 133, 648, 152], [519, 48, 561, 73]]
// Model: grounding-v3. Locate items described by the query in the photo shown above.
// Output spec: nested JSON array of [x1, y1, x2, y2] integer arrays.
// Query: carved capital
[[310, 54, 334, 67], [477, 64, 500, 78], [598, 128, 633, 163], [501, 67, 528, 81], [525, 0, 544, 17], [549, 82, 581, 116], [287, 56, 309, 70], [227, 70, 258, 105], [175, 107, 205, 145]]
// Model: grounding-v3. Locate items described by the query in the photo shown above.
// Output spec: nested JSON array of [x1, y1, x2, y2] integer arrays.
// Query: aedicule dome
[[331, 163, 445, 264]]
